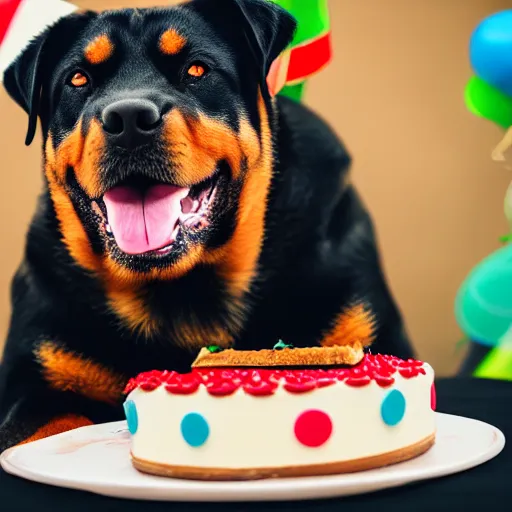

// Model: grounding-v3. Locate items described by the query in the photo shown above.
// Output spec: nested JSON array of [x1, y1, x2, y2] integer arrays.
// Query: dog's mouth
[[93, 171, 220, 257]]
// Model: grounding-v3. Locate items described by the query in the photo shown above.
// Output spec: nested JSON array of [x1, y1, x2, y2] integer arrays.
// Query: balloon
[[458, 11, 512, 380], [465, 10, 512, 128], [470, 10, 512, 97], [455, 243, 512, 347], [465, 76, 512, 129]]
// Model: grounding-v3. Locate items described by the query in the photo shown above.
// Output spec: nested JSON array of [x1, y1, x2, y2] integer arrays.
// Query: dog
[[0, 0, 413, 451]]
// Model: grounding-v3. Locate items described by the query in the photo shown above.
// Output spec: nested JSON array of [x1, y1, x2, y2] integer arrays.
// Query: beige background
[[0, 0, 510, 376]]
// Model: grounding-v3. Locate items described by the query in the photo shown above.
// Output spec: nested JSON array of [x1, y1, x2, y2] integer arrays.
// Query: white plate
[[0, 413, 505, 502]]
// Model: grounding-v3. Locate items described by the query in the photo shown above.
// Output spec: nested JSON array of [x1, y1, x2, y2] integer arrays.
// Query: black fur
[[0, 0, 412, 451]]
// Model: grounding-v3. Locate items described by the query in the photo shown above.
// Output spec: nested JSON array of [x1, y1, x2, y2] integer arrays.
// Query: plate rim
[[0, 412, 506, 502]]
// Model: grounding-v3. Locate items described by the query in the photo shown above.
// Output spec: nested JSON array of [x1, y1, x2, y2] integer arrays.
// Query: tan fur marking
[[159, 28, 187, 55], [203, 91, 273, 300], [104, 285, 160, 339], [163, 110, 248, 186], [36, 341, 126, 405], [49, 118, 104, 198], [85, 34, 114, 65], [45, 133, 102, 273], [17, 415, 93, 446], [320, 303, 376, 348], [172, 319, 234, 351]]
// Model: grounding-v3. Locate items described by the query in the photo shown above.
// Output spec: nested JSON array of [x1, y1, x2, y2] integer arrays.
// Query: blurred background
[[0, 0, 510, 376]]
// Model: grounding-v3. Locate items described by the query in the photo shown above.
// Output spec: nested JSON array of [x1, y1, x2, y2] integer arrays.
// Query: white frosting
[[127, 364, 436, 470], [0, 0, 78, 82]]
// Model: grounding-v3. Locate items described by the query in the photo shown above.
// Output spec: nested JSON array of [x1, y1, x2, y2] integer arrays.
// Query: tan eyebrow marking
[[85, 34, 114, 65], [159, 28, 187, 55]]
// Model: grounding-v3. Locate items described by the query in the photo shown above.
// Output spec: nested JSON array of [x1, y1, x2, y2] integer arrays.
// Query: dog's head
[[4, 0, 296, 288]]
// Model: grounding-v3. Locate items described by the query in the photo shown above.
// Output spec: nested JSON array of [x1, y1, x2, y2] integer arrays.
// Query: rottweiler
[[0, 0, 413, 451]]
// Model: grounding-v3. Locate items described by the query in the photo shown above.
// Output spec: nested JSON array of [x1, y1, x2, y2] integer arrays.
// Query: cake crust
[[192, 344, 365, 369], [132, 433, 435, 481]]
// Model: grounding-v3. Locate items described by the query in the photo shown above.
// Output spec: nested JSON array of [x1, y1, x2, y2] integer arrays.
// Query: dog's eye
[[70, 72, 89, 88], [186, 63, 207, 80]]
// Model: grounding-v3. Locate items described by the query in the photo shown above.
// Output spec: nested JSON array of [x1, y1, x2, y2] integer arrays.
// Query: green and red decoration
[[267, 0, 332, 102]]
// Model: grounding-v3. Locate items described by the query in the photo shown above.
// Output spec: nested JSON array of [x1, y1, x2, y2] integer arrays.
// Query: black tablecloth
[[0, 377, 510, 512]]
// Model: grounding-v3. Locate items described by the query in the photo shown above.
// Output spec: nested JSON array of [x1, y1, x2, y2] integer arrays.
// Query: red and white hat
[[0, 0, 78, 82]]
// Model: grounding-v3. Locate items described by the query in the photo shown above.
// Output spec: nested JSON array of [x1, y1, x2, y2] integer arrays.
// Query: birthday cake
[[123, 345, 436, 480]]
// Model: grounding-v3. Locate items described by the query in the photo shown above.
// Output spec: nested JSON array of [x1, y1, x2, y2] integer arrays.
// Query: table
[[0, 377, 510, 511]]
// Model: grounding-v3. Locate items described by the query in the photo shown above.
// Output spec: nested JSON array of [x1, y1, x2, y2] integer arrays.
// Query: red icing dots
[[139, 380, 160, 392], [294, 410, 333, 447], [244, 380, 279, 396], [283, 374, 318, 393], [205, 380, 239, 396], [374, 375, 395, 387], [431, 383, 437, 411], [123, 354, 428, 397], [345, 376, 372, 387], [165, 373, 201, 395]]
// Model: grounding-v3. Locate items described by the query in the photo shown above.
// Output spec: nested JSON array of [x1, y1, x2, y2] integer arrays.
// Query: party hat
[[0, 0, 78, 83], [268, 0, 332, 101]]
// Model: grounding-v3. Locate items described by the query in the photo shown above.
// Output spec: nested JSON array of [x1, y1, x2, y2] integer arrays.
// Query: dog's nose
[[101, 99, 162, 150]]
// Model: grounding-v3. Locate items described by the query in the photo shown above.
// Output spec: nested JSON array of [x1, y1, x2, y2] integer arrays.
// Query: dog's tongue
[[104, 185, 190, 255]]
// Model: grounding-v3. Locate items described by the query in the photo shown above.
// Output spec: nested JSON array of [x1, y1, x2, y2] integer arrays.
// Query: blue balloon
[[470, 10, 512, 97], [455, 243, 512, 347]]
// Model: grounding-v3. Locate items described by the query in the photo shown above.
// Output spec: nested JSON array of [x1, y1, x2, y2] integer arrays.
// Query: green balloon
[[465, 76, 512, 129], [455, 243, 512, 347]]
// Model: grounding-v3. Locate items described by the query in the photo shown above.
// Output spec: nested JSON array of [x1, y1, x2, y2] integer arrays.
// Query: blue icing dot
[[381, 389, 406, 427], [181, 412, 210, 447], [124, 400, 138, 435]]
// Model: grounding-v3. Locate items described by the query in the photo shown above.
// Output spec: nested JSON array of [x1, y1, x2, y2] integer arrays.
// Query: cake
[[123, 344, 436, 481]]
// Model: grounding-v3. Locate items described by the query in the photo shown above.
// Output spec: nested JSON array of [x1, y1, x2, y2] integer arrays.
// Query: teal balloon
[[455, 243, 512, 347]]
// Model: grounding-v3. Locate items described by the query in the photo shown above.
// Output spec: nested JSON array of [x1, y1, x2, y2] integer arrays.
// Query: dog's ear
[[4, 31, 50, 146], [230, 0, 297, 99], [232, 0, 297, 72], [3, 11, 96, 146]]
